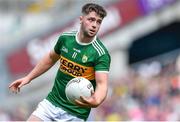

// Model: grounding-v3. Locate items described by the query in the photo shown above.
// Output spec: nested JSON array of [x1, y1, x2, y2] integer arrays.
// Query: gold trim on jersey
[[59, 56, 95, 80]]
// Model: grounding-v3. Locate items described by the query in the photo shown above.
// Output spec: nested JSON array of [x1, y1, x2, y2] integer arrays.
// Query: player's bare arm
[[9, 50, 60, 93], [75, 72, 108, 108]]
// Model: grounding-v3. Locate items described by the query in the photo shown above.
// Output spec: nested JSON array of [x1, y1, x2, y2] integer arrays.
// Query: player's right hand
[[9, 77, 30, 93]]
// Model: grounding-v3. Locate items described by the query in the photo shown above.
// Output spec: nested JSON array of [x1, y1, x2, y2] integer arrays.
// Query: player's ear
[[79, 16, 83, 24]]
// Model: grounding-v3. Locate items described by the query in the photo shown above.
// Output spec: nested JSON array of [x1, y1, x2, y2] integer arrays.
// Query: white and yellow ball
[[65, 77, 94, 104]]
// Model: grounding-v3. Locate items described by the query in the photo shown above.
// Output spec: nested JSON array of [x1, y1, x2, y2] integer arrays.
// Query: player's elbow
[[92, 95, 106, 108], [92, 101, 100, 108]]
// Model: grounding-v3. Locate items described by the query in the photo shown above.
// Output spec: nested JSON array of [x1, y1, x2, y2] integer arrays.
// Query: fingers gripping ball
[[65, 77, 94, 104]]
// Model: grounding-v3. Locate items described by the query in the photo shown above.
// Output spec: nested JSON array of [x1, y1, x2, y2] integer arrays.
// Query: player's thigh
[[27, 114, 43, 121]]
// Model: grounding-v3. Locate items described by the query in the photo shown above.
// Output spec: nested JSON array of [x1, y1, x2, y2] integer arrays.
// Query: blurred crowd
[[91, 57, 180, 121], [0, 104, 30, 121]]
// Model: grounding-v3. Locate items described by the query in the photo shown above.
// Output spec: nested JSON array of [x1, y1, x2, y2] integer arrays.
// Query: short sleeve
[[95, 53, 111, 72], [54, 36, 63, 54]]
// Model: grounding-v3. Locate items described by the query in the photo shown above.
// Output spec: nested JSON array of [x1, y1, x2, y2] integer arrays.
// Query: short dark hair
[[82, 3, 107, 19]]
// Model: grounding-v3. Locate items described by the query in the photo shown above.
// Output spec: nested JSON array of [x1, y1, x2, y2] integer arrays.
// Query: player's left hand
[[74, 91, 100, 108]]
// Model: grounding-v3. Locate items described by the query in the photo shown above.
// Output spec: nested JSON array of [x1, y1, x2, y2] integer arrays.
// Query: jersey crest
[[82, 55, 88, 63]]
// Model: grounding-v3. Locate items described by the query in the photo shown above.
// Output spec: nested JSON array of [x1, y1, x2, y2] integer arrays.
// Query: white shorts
[[32, 99, 84, 121]]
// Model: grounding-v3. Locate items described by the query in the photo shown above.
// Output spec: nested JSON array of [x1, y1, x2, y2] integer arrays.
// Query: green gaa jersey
[[46, 31, 111, 120]]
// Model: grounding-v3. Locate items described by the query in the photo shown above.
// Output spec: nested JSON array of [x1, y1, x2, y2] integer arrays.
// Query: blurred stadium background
[[0, 0, 180, 121]]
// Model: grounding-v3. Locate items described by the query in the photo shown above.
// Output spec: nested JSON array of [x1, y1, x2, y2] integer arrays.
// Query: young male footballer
[[9, 3, 111, 121]]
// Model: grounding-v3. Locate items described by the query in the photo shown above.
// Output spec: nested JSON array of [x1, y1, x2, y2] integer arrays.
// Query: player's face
[[80, 11, 103, 37]]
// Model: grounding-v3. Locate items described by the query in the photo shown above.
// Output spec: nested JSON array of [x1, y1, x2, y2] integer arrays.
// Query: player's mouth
[[89, 29, 96, 34]]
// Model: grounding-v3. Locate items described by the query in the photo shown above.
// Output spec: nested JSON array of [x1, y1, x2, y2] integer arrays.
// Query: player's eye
[[97, 20, 102, 25], [88, 18, 95, 22]]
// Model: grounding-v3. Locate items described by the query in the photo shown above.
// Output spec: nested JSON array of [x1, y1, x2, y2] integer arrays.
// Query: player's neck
[[78, 31, 94, 43]]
